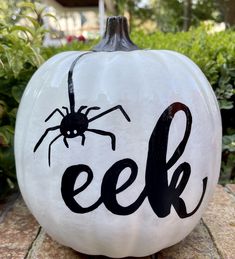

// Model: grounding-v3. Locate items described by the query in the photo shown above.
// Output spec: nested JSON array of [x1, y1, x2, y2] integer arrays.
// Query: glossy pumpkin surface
[[15, 49, 221, 257]]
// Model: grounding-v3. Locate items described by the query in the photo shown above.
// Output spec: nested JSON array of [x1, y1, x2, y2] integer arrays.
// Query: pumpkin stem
[[92, 16, 139, 52]]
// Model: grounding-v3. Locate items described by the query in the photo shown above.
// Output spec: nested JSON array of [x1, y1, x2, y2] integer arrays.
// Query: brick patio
[[0, 184, 234, 259]]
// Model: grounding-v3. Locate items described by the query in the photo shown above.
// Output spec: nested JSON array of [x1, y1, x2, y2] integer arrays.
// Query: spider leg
[[88, 105, 131, 123], [45, 109, 64, 122], [62, 106, 69, 115], [63, 137, 69, 148], [81, 134, 86, 145], [48, 134, 63, 167], [87, 129, 116, 150], [77, 106, 88, 113], [33, 126, 60, 152], [85, 106, 100, 116]]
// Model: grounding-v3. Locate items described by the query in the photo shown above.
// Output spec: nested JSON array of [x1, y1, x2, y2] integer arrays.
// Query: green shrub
[[0, 1, 50, 197], [0, 11, 235, 198]]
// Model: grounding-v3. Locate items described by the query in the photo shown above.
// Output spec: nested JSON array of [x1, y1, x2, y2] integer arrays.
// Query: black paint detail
[[145, 102, 207, 218], [33, 52, 131, 166], [145, 102, 191, 217], [93, 16, 139, 52], [101, 159, 146, 215], [67, 52, 92, 113], [61, 102, 208, 218], [61, 164, 102, 213]]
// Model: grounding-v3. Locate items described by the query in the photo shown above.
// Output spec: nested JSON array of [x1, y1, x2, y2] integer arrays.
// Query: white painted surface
[[15, 50, 222, 257]]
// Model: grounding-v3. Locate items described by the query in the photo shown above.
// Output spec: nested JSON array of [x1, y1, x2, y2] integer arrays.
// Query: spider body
[[33, 52, 131, 166], [60, 111, 89, 138]]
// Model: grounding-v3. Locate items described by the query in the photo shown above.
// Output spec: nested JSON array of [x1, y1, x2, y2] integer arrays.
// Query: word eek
[[61, 102, 208, 218]]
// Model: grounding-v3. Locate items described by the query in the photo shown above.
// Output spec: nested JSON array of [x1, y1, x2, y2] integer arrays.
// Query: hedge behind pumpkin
[[0, 26, 235, 198]]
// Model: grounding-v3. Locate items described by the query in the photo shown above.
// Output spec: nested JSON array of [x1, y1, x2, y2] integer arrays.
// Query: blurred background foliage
[[0, 0, 235, 198], [110, 0, 235, 32]]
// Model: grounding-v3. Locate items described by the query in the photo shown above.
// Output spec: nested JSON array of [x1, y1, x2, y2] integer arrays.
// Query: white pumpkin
[[15, 16, 221, 257]]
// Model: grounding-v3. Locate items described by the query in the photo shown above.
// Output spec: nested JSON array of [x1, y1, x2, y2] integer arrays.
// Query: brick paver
[[0, 198, 40, 259], [202, 185, 235, 259], [0, 185, 234, 259]]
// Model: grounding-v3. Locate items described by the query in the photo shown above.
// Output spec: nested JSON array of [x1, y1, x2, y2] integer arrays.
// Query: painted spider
[[33, 52, 131, 166]]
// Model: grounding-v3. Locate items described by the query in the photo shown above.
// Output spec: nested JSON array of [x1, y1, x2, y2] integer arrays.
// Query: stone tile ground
[[0, 185, 234, 259]]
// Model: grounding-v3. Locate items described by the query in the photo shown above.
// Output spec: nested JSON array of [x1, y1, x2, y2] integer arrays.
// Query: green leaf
[[0, 134, 8, 146], [28, 46, 44, 66], [43, 13, 57, 21], [0, 58, 4, 68], [11, 84, 25, 103], [36, 5, 47, 16], [20, 15, 40, 28], [10, 25, 34, 38], [8, 108, 17, 119], [219, 100, 234, 110], [17, 2, 36, 10], [0, 125, 14, 146], [6, 177, 15, 189], [0, 100, 7, 119], [0, 100, 7, 108], [223, 134, 235, 152]]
